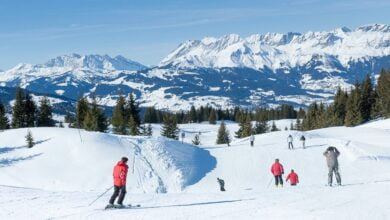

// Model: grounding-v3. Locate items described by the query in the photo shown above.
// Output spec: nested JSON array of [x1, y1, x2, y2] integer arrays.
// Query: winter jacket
[[271, 162, 284, 176], [323, 147, 340, 168], [286, 172, 299, 185], [300, 136, 306, 141], [250, 135, 255, 141], [287, 136, 293, 143], [113, 161, 129, 186]]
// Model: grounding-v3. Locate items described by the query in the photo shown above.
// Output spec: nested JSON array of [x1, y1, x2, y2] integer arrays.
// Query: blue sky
[[0, 0, 389, 69]]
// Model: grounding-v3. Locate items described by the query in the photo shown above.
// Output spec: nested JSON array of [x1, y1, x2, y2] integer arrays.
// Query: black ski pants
[[109, 185, 126, 205], [274, 175, 283, 186], [288, 142, 294, 149]]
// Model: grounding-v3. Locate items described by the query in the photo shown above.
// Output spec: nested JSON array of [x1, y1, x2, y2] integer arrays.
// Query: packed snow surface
[[1, 119, 390, 219]]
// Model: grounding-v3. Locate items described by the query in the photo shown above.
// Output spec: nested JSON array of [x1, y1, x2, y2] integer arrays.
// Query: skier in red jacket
[[270, 158, 284, 187], [286, 169, 299, 186], [107, 157, 129, 208]]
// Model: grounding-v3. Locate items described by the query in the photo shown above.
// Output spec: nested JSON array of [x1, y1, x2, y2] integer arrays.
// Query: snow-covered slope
[[160, 24, 390, 70], [0, 128, 215, 192], [1, 119, 390, 219]]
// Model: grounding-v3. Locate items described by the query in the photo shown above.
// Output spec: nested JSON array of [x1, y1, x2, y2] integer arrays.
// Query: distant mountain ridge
[[159, 24, 390, 70], [0, 24, 389, 111]]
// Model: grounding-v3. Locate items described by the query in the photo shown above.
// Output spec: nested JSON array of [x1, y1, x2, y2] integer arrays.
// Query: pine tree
[[112, 95, 126, 134], [295, 118, 301, 131], [290, 121, 294, 130], [127, 115, 139, 136], [192, 134, 201, 145], [242, 114, 253, 137], [37, 97, 54, 127], [83, 110, 97, 131], [146, 124, 153, 136], [12, 87, 25, 128], [74, 97, 89, 129], [345, 82, 363, 126], [371, 88, 382, 119], [235, 113, 252, 138], [24, 93, 37, 127], [376, 69, 390, 117], [65, 110, 73, 126], [25, 129, 34, 148], [208, 109, 217, 124], [316, 103, 327, 128], [302, 102, 318, 130], [91, 98, 107, 132], [0, 100, 9, 130], [216, 121, 231, 145], [270, 121, 279, 132], [126, 93, 141, 126], [144, 107, 158, 123], [161, 114, 179, 140], [254, 110, 268, 134], [359, 75, 374, 122], [189, 106, 197, 123], [331, 88, 348, 126]]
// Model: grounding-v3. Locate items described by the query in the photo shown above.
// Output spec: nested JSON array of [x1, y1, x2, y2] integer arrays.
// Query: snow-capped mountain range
[[160, 24, 390, 70], [0, 24, 389, 110]]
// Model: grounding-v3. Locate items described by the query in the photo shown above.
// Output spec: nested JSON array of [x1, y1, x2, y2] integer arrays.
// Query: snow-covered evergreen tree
[[25, 130, 34, 148]]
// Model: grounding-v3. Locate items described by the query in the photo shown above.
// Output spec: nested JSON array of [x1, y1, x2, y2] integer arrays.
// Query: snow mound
[[0, 128, 216, 192]]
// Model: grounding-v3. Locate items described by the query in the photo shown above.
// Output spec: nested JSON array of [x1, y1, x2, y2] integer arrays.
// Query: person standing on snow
[[270, 159, 284, 187], [107, 157, 129, 208], [286, 169, 299, 186], [250, 134, 255, 147], [300, 135, 306, 149], [217, 178, 226, 191], [287, 135, 294, 150], [323, 146, 341, 186]]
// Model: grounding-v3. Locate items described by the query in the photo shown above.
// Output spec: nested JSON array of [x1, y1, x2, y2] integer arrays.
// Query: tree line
[[144, 104, 302, 124], [0, 87, 54, 130], [301, 69, 390, 130]]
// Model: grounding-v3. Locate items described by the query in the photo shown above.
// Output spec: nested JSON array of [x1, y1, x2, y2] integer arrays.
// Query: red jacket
[[270, 162, 284, 176], [113, 161, 129, 186], [286, 172, 299, 185]]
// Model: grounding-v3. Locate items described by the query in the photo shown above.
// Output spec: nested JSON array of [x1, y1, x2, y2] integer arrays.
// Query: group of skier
[[250, 133, 306, 150], [287, 134, 306, 150], [105, 135, 342, 208], [269, 145, 341, 188], [270, 158, 299, 187]]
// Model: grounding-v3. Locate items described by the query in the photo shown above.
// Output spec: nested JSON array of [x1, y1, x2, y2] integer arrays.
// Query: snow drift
[[0, 128, 216, 192]]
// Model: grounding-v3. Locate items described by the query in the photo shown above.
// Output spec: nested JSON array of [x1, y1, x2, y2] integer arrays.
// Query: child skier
[[270, 159, 284, 187], [286, 169, 299, 186], [217, 177, 226, 191]]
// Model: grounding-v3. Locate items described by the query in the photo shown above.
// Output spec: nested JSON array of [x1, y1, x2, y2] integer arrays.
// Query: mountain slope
[[0, 24, 389, 110], [160, 24, 390, 70]]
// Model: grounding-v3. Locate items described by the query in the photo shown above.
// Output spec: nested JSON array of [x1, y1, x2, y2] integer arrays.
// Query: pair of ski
[[105, 204, 141, 210]]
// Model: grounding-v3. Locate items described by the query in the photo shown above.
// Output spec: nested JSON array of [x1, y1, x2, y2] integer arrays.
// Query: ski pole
[[267, 176, 274, 188], [88, 186, 114, 206]]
